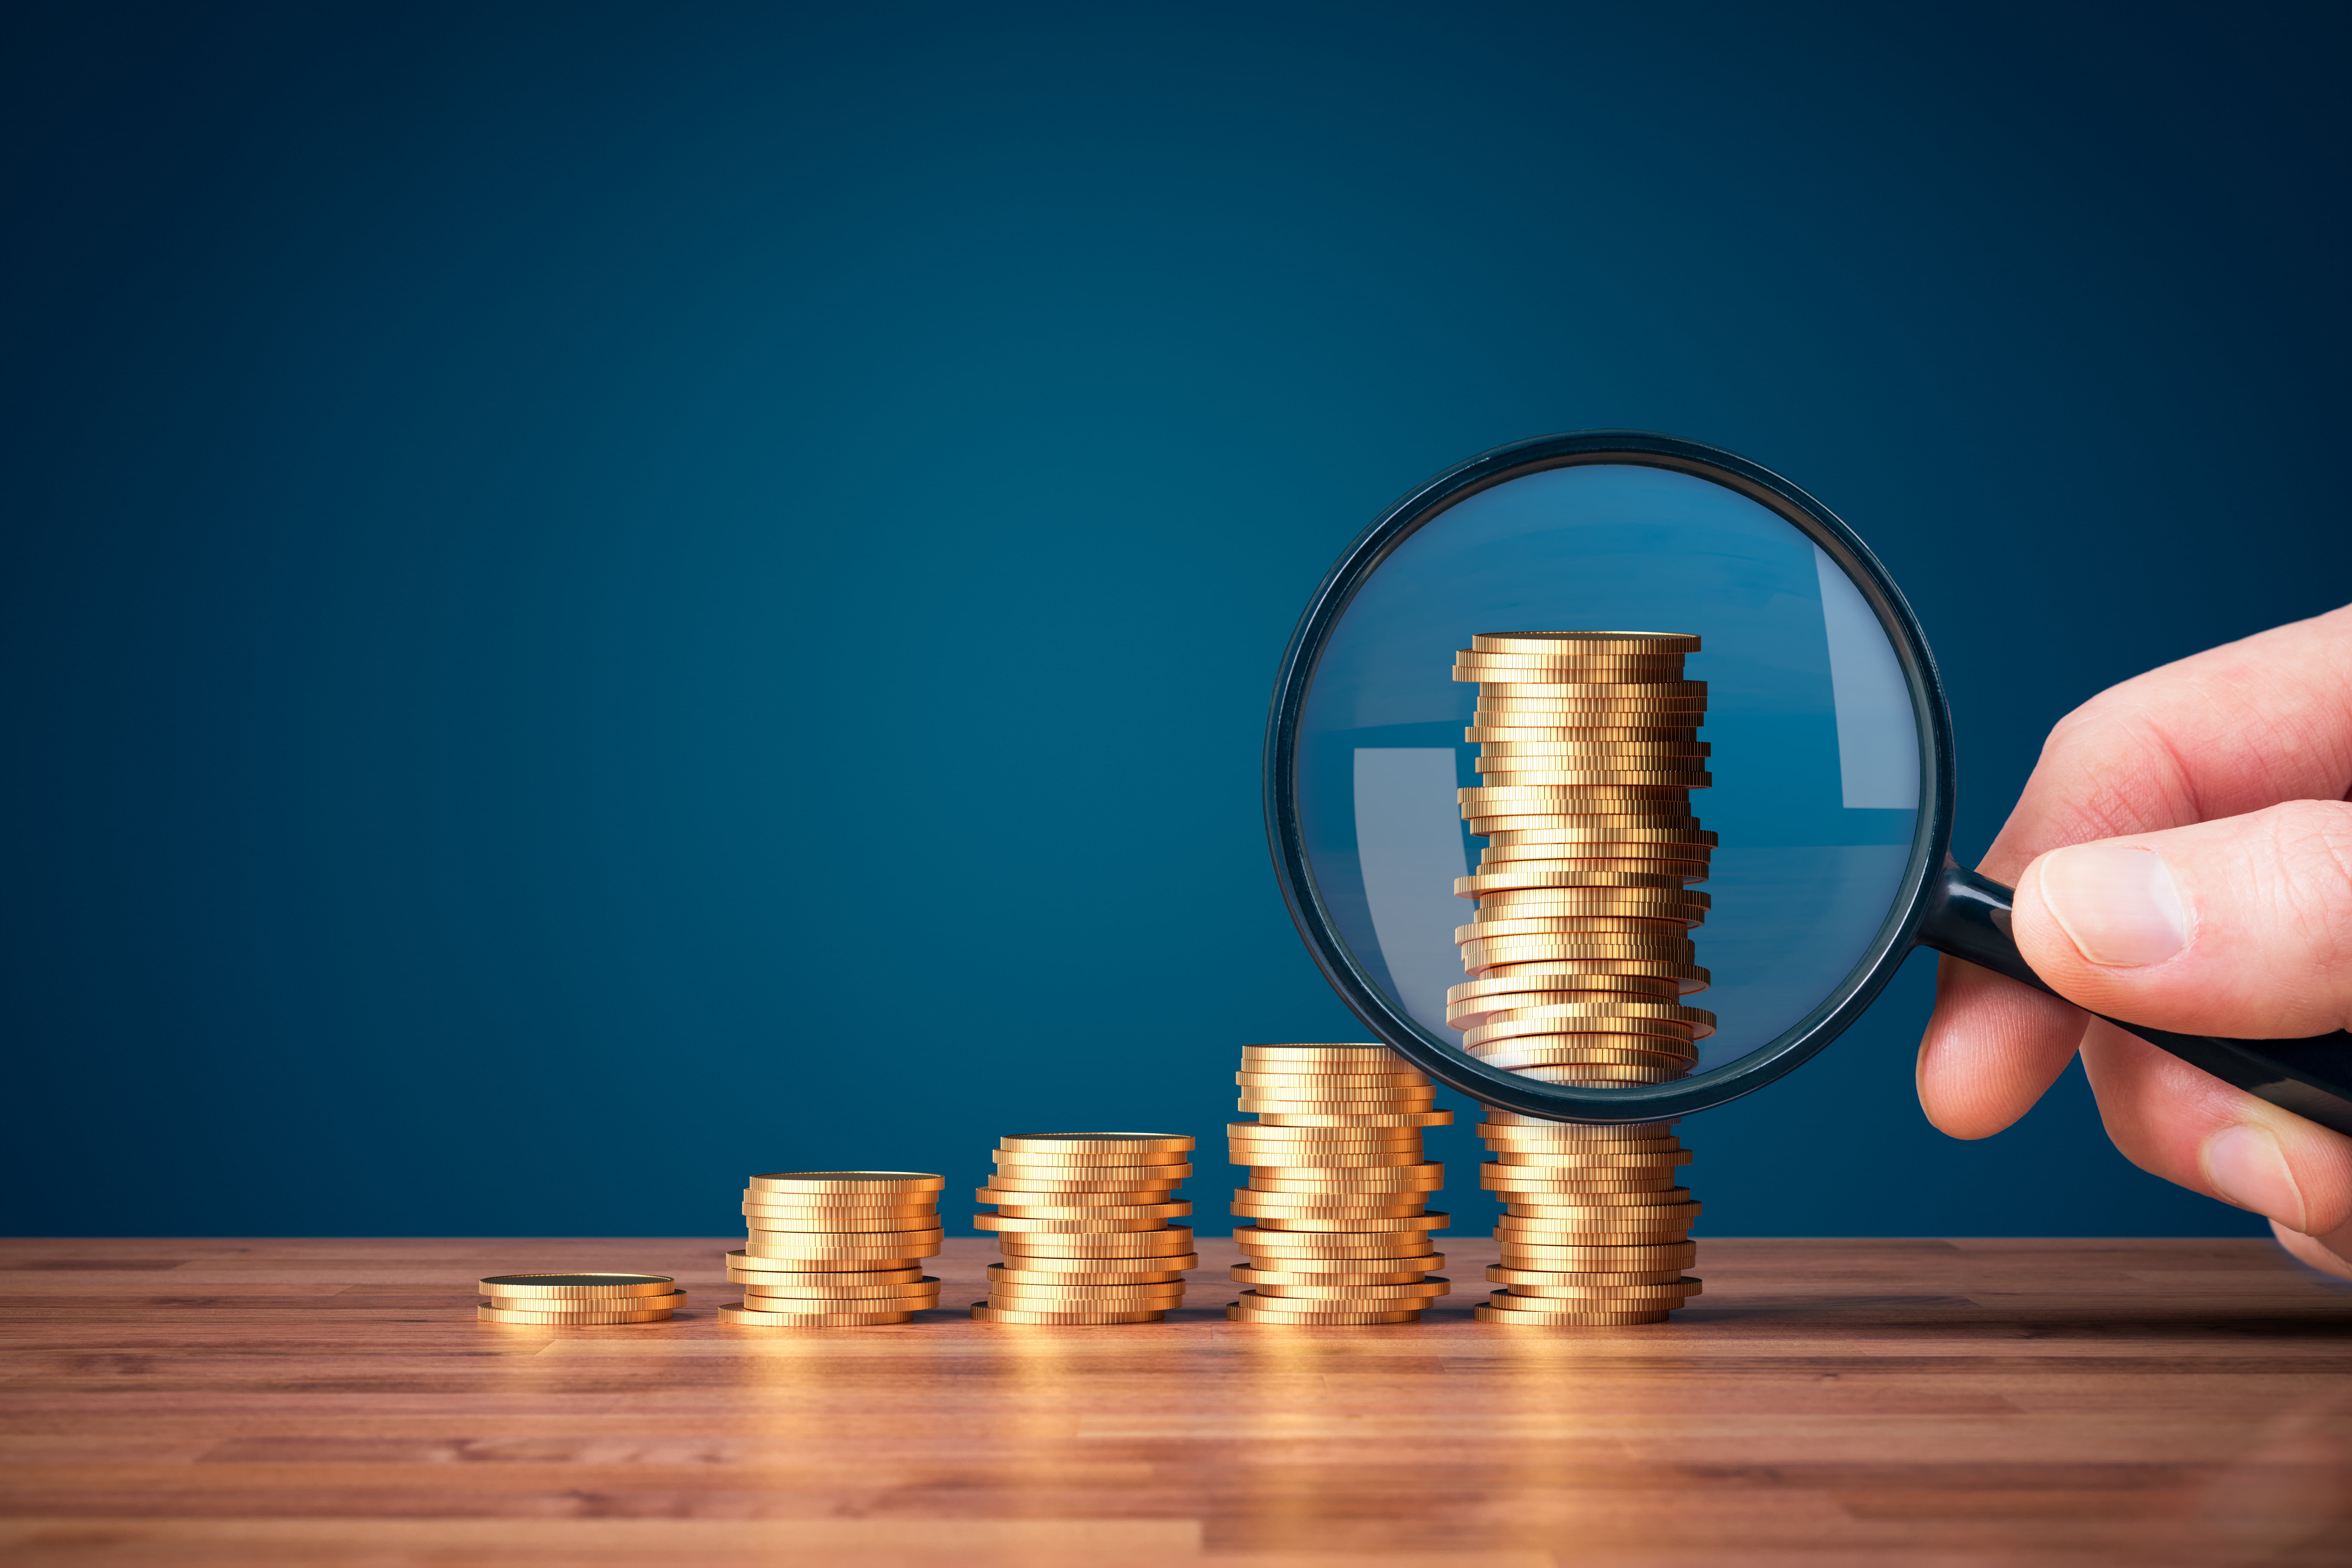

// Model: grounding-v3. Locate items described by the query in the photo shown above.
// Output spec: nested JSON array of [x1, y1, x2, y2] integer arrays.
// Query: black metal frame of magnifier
[[1265, 429, 2352, 1135]]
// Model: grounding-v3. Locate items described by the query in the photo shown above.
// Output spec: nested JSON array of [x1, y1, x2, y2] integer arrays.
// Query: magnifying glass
[[1266, 430, 2352, 1134]]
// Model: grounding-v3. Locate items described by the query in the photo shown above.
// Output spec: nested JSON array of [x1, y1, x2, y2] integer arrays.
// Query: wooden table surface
[[4, 1235, 2350, 1566]]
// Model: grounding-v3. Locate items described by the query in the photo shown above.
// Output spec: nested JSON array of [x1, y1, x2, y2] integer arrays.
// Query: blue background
[[6, 0, 2348, 1239]]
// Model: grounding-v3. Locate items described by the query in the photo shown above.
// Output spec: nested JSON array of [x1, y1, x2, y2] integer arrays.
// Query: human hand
[[1915, 605, 2352, 1278]]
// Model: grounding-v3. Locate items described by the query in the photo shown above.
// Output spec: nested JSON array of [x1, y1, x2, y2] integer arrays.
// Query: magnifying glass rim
[[1264, 429, 1957, 1122]]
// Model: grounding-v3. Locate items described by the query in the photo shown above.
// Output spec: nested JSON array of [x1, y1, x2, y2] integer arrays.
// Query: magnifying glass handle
[[1914, 855, 2352, 1138]]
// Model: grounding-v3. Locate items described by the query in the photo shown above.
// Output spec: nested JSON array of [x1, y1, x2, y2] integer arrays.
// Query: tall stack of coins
[[723, 1171, 945, 1326], [477, 1273, 684, 1324], [1446, 630, 1709, 1324], [1226, 1044, 1452, 1325], [973, 1133, 1196, 1323]]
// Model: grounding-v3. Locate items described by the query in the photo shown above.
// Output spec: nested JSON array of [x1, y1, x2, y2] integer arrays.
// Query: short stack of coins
[[1226, 1043, 1452, 1325], [723, 1171, 945, 1326], [477, 1273, 684, 1324], [1445, 630, 1709, 1325], [973, 1133, 1196, 1323]]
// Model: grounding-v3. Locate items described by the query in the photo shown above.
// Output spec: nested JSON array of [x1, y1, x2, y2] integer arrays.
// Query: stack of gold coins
[[1474, 1110, 1701, 1323], [1226, 1044, 1452, 1325], [1445, 630, 1709, 1325], [722, 1171, 945, 1326], [973, 1133, 1195, 1323], [476, 1273, 684, 1324]]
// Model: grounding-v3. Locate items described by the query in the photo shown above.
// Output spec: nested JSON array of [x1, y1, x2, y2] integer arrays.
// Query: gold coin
[[1498, 1241, 1695, 1262], [1469, 1042, 1697, 1069], [985, 1202, 1192, 1220], [993, 1149, 1192, 1167], [1250, 1212, 1448, 1233], [1450, 964, 1705, 999], [1231, 1197, 1430, 1218], [1247, 1175, 1444, 1194], [1232, 1086, 1430, 1110], [741, 1277, 941, 1300], [1490, 1177, 1681, 1196], [727, 1266, 927, 1287], [476, 1299, 680, 1325], [1467, 1018, 1702, 1049], [1472, 1303, 1671, 1325], [1458, 664, 1689, 685], [1473, 771, 1713, 791], [1467, 727, 1703, 743], [1471, 996, 1713, 1027], [1465, 816, 1699, 837], [1475, 887, 1710, 912], [1237, 1071, 1428, 1090], [721, 1303, 919, 1327], [1495, 1222, 1696, 1240], [477, 1273, 676, 1299], [1250, 1279, 1452, 1301], [1227, 1118, 1425, 1136], [1232, 1264, 1438, 1286], [740, 1212, 946, 1232], [1448, 980, 1680, 1022], [1505, 1189, 1694, 1210], [1484, 1066, 1690, 1086], [1457, 870, 1693, 896], [1247, 1111, 1452, 1128], [746, 1171, 945, 1194], [1485, 1264, 1689, 1284], [974, 1172, 1188, 1191], [1470, 631, 1700, 655], [1492, 1146, 1685, 1164], [725, 1249, 925, 1273], [1238, 1093, 1438, 1112], [988, 1264, 1189, 1285], [995, 1133, 1195, 1154], [1481, 1107, 1678, 1130], [1226, 1295, 1423, 1322], [988, 1260, 1195, 1279], [1479, 743, 1712, 764], [997, 1241, 1204, 1260], [1454, 646, 1688, 665], [1460, 930, 1694, 953], [1486, 1152, 1690, 1171], [974, 1214, 1175, 1233], [1469, 677, 1705, 695], [1485, 823, 1716, 846], [1496, 1279, 1702, 1300], [1241, 1044, 1404, 1063], [743, 1213, 945, 1232], [969, 1303, 1168, 1324], [995, 1226, 1196, 1255], [741, 1237, 942, 1259], [1234, 1226, 1444, 1251], [977, 1182, 1182, 1199], [988, 1281, 1187, 1301], [1478, 859, 1709, 884], [977, 1192, 1181, 1210]]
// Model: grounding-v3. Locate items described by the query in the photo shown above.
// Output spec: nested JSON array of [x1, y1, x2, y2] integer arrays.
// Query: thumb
[[2012, 799, 2352, 1040]]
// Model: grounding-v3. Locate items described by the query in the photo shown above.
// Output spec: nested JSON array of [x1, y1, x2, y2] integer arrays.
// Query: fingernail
[[2204, 1124, 2307, 1228], [2035, 844, 2192, 966]]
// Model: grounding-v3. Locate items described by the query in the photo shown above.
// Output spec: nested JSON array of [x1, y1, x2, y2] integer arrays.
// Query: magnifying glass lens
[[1299, 461, 1923, 1081]]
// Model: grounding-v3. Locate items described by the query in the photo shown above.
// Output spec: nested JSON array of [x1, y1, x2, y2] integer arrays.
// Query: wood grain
[[3, 1236, 2350, 1566]]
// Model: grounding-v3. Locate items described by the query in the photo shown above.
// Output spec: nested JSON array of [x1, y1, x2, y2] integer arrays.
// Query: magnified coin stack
[[972, 1133, 1196, 1323], [1226, 1044, 1452, 1324], [476, 1273, 684, 1324], [723, 1171, 945, 1326], [1447, 630, 1710, 1324]]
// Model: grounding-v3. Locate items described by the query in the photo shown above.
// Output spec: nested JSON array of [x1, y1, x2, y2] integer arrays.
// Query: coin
[[1505, 1189, 1694, 1210], [1226, 1293, 1423, 1321], [987, 1281, 1187, 1301], [477, 1273, 676, 1299], [996, 1133, 1194, 1154], [985, 1202, 1192, 1220], [1471, 1303, 1671, 1325], [476, 1299, 681, 1324], [1234, 1226, 1445, 1252], [727, 1266, 927, 1287], [1232, 1196, 1431, 1218], [1237, 1080, 1436, 1101], [1496, 1279, 1703, 1300], [996, 1227, 1196, 1255], [1247, 1175, 1444, 1194], [1470, 631, 1700, 655], [721, 1303, 920, 1326], [993, 1149, 1193, 1167], [747, 1171, 946, 1194], [742, 1277, 941, 1300], [726, 1249, 924, 1272], [988, 1264, 1189, 1285], [1485, 1264, 1689, 1285], [1250, 1212, 1449, 1232], [1241, 1044, 1405, 1064], [1237, 1070, 1427, 1088], [741, 1235, 943, 1258], [969, 1303, 1169, 1324], [741, 1212, 947, 1232], [974, 1172, 1188, 1191]]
